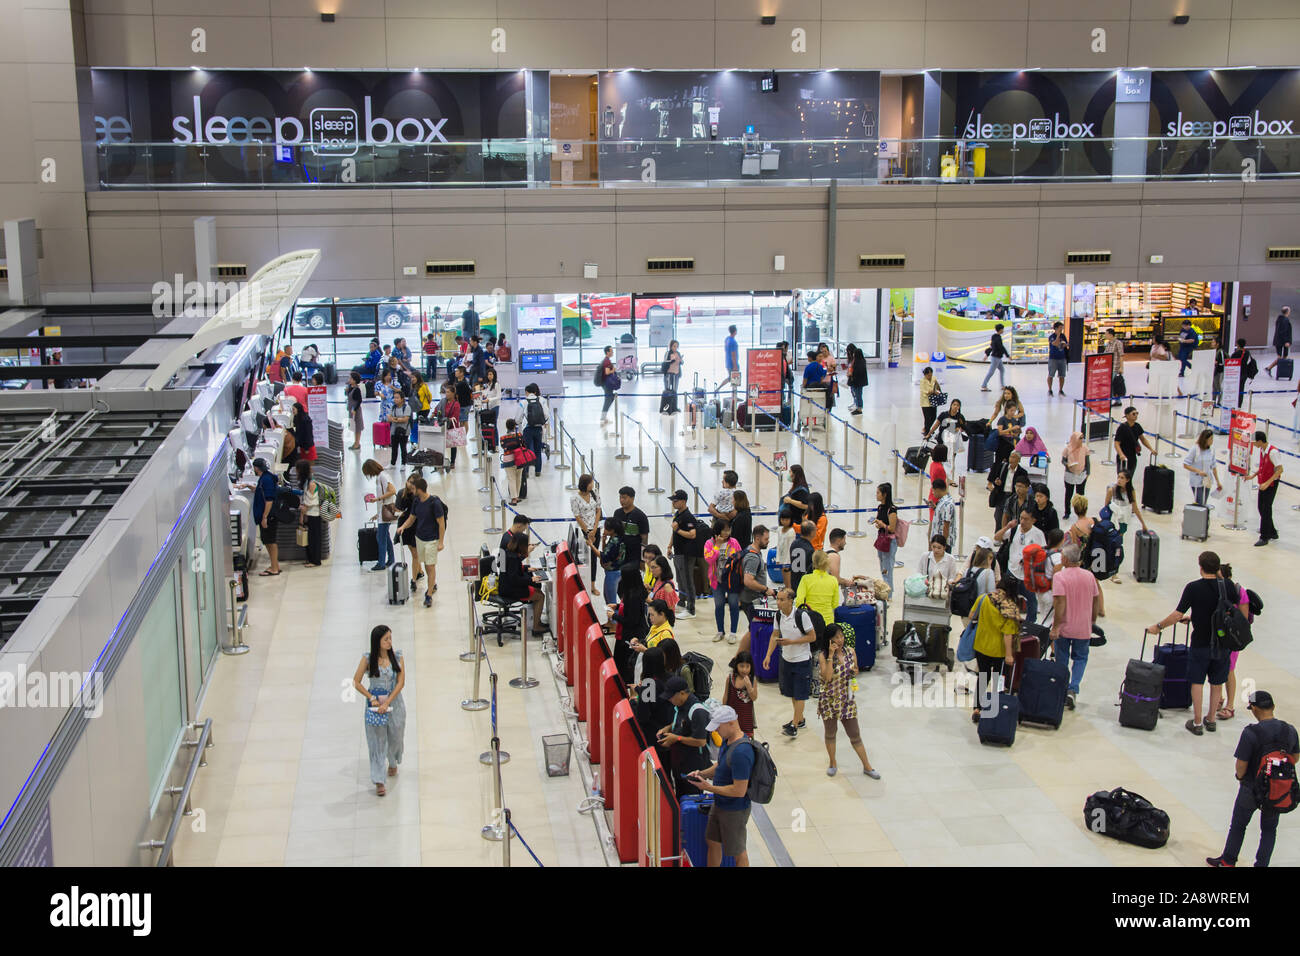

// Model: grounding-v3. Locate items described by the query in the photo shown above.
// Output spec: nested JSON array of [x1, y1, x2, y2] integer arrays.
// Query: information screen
[[514, 303, 559, 373]]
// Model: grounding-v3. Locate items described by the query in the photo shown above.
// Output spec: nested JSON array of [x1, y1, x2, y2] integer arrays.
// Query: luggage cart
[[895, 593, 955, 683], [410, 423, 449, 473]]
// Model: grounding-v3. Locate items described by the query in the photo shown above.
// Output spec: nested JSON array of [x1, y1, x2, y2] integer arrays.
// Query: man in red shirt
[[1049, 541, 1100, 711], [283, 371, 309, 410], [1248, 431, 1282, 547]]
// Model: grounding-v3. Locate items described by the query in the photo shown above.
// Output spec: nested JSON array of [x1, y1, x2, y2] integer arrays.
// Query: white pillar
[[4, 219, 40, 305], [912, 287, 939, 384], [194, 216, 217, 285]]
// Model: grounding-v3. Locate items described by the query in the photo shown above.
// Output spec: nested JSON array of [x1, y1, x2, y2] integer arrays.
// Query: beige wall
[[63, 182, 1300, 302], [81, 1, 1300, 70]]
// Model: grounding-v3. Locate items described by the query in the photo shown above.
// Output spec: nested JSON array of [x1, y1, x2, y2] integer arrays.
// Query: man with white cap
[[687, 704, 753, 867]]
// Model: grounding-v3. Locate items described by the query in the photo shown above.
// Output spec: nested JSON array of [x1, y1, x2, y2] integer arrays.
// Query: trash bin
[[543, 734, 572, 777]]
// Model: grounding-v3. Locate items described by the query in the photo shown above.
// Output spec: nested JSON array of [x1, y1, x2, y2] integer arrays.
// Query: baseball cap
[[705, 704, 738, 732], [668, 490, 689, 502], [665, 675, 689, 696], [1248, 690, 1275, 710], [976, 535, 993, 550]]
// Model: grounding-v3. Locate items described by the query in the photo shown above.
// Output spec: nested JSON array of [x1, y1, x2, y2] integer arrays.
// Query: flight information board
[[514, 303, 559, 372]]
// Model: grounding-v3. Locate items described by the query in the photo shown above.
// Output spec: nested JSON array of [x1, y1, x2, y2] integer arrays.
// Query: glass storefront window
[[141, 566, 185, 802]]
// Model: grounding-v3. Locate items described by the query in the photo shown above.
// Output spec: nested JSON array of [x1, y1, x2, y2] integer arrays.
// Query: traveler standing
[[362, 459, 397, 572], [393, 476, 445, 607], [1207, 691, 1299, 868], [608, 561, 648, 684], [570, 474, 602, 579], [657, 675, 712, 797], [796, 550, 842, 624], [1048, 542, 1100, 710], [724, 324, 740, 381], [296, 460, 323, 567], [499, 418, 530, 505], [1184, 428, 1222, 507], [705, 520, 743, 644], [1231, 338, 1258, 406], [1047, 321, 1069, 395], [478, 367, 502, 452], [394, 476, 420, 587], [1146, 550, 1249, 735], [667, 490, 703, 620], [788, 520, 816, 595], [873, 483, 900, 595], [422, 332, 439, 379], [987, 450, 1027, 532], [965, 574, 1021, 723], [981, 323, 1009, 391], [496, 335, 511, 362], [996, 507, 1046, 622], [437, 383, 462, 469], [723, 653, 759, 738], [993, 396, 1025, 468], [778, 340, 795, 406], [817, 624, 881, 778], [409, 371, 432, 446], [664, 339, 682, 402], [1113, 406, 1157, 478], [780, 463, 812, 523], [1247, 431, 1282, 547], [919, 366, 939, 436], [351, 625, 406, 797], [242, 457, 281, 576], [284, 371, 309, 410], [1062, 431, 1090, 511], [737, 525, 774, 654], [388, 392, 411, 469], [685, 705, 755, 867], [521, 382, 546, 477], [1265, 306, 1292, 377], [347, 371, 364, 449], [844, 342, 868, 414], [615, 486, 650, 570], [763, 587, 815, 738]]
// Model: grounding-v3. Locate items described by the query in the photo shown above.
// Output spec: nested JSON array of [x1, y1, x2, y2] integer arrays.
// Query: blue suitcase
[[834, 604, 877, 671], [680, 795, 736, 867], [1017, 657, 1069, 728], [748, 618, 779, 682], [766, 547, 782, 583], [1153, 628, 1191, 709], [978, 690, 1019, 746]]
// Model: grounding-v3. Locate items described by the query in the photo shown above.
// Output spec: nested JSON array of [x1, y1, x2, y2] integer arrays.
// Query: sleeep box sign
[[310, 108, 358, 156]]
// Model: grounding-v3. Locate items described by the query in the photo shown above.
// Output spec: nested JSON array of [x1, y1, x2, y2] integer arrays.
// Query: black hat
[[665, 675, 689, 696], [668, 490, 688, 502], [1249, 690, 1275, 711]]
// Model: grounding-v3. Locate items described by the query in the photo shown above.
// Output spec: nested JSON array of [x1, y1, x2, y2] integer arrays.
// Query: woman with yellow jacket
[[794, 550, 841, 627]]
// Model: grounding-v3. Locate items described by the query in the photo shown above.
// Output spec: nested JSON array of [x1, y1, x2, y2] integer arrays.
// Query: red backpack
[[1255, 750, 1300, 813], [1022, 543, 1052, 593]]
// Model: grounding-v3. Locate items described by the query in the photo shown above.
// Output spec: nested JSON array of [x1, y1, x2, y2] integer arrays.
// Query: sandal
[[258, 569, 281, 576], [387, 766, 398, 777], [376, 783, 387, 796], [1217, 706, 1235, 720]]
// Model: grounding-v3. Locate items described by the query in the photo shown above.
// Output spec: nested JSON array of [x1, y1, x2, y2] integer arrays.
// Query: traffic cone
[[337, 311, 347, 334]]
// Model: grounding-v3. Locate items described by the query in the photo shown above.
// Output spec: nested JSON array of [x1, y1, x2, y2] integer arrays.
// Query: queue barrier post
[[860, 429, 873, 486], [485, 476, 503, 535], [842, 417, 853, 471], [616, 409, 630, 461], [461, 630, 488, 711], [710, 416, 726, 468], [461, 579, 479, 662], [482, 735, 505, 842], [479, 671, 511, 765], [847, 479, 867, 537], [634, 423, 649, 472], [555, 410, 570, 472], [649, 440, 665, 494], [825, 446, 834, 510], [565, 432, 579, 490]]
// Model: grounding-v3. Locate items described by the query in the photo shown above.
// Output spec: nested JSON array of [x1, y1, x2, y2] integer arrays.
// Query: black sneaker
[[781, 724, 797, 738], [1185, 719, 1204, 736], [1205, 719, 1217, 733], [1206, 856, 1234, 868], [1065, 693, 1076, 711], [796, 719, 806, 729], [1254, 538, 1268, 547]]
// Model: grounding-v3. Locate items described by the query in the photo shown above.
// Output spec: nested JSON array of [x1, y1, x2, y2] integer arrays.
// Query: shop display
[[1084, 281, 1223, 354]]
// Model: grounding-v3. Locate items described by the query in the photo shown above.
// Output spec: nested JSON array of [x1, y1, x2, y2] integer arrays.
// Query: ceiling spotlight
[[320, 12, 335, 22], [761, 14, 776, 25], [1173, 14, 1190, 24]]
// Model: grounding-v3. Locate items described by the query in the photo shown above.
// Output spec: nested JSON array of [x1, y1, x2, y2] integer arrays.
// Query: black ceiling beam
[[0, 364, 155, 380]]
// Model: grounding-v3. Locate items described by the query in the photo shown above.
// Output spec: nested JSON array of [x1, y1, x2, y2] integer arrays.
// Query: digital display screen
[[520, 352, 555, 372], [514, 303, 559, 374]]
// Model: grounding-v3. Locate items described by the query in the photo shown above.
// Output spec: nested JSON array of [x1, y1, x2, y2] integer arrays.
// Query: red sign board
[[1083, 352, 1114, 415], [746, 347, 784, 414], [1228, 410, 1256, 477]]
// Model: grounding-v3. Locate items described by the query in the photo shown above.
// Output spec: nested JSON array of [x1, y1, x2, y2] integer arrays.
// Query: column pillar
[[912, 287, 939, 384]]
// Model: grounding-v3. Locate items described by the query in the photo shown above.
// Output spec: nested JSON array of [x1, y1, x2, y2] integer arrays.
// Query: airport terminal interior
[[2, 1, 1300, 877]]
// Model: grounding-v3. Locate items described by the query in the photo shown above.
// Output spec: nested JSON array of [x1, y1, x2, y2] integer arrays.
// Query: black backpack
[[432, 495, 448, 531], [526, 399, 546, 427], [720, 547, 745, 594], [1246, 588, 1264, 619], [1212, 579, 1253, 653], [795, 605, 826, 645], [682, 652, 714, 699], [726, 737, 777, 805], [948, 568, 979, 618], [592, 363, 605, 387]]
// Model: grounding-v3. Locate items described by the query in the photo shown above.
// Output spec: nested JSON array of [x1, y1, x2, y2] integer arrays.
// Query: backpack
[[1212, 579, 1253, 653], [600, 537, 626, 572], [721, 547, 745, 594], [525, 399, 546, 427], [1022, 543, 1051, 593], [592, 363, 605, 387], [431, 495, 448, 532], [1085, 518, 1123, 580], [948, 568, 980, 618], [795, 605, 826, 645], [682, 652, 714, 700], [726, 737, 777, 805], [1246, 588, 1264, 619], [1254, 747, 1300, 813]]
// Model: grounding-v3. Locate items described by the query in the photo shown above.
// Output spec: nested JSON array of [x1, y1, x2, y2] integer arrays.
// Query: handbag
[[956, 604, 980, 662], [381, 501, 398, 522], [365, 686, 391, 727], [903, 574, 927, 599], [605, 372, 623, 391], [929, 388, 947, 408], [513, 446, 538, 467], [873, 530, 893, 553], [446, 424, 467, 447], [296, 525, 309, 547]]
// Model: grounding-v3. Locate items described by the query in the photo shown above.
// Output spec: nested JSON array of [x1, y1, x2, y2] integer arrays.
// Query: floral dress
[[817, 648, 858, 722]]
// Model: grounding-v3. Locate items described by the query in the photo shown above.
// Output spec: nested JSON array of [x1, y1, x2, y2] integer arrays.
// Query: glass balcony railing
[[93, 136, 1300, 189]]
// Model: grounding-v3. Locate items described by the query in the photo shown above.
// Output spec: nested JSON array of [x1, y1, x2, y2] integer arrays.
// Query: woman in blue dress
[[351, 625, 407, 796]]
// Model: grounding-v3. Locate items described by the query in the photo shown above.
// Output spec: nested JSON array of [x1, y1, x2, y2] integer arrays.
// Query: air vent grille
[[425, 259, 476, 275], [1065, 250, 1111, 265], [858, 254, 906, 269], [1266, 247, 1300, 262], [647, 257, 694, 272], [215, 263, 248, 279]]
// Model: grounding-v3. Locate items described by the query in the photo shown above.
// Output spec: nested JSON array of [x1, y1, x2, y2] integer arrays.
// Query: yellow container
[[972, 145, 987, 178]]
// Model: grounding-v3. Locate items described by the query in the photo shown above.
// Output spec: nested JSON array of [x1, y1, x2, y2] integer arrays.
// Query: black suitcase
[[1018, 657, 1069, 728], [323, 362, 338, 384], [903, 444, 931, 475], [1278, 358, 1294, 380], [967, 438, 993, 473], [660, 389, 679, 414], [1086, 417, 1110, 440], [979, 689, 1019, 746], [1119, 633, 1165, 731], [1153, 625, 1191, 709], [1141, 462, 1174, 513], [1133, 529, 1159, 583], [358, 524, 379, 564]]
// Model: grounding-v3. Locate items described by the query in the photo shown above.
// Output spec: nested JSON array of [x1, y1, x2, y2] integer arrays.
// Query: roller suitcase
[[1153, 625, 1191, 709], [660, 389, 679, 414], [979, 689, 1019, 747], [902, 444, 931, 475], [701, 402, 718, 429], [358, 523, 379, 565], [1181, 503, 1209, 541], [1119, 633, 1165, 731], [387, 560, 409, 605], [1010, 624, 1048, 693], [1141, 462, 1174, 514], [1017, 657, 1069, 728], [1278, 358, 1294, 380], [1133, 529, 1159, 583], [967, 438, 994, 473], [748, 619, 779, 682], [680, 795, 735, 867], [323, 362, 338, 385], [834, 604, 877, 671], [373, 420, 391, 447]]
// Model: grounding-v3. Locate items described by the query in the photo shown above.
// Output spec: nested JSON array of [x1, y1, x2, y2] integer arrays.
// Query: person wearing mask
[[724, 652, 759, 738], [284, 370, 309, 410], [387, 391, 411, 469], [351, 625, 406, 797], [1206, 690, 1299, 868], [918, 534, 957, 583], [781, 464, 812, 523], [788, 520, 816, 596], [240, 457, 282, 576], [988, 450, 1028, 533], [705, 520, 743, 644], [663, 339, 683, 409], [477, 367, 502, 453], [520, 381, 546, 477], [1047, 321, 1069, 395], [1184, 428, 1222, 508], [996, 507, 1047, 622], [964, 573, 1021, 723], [1028, 483, 1060, 536], [1049, 541, 1101, 710], [844, 342, 868, 415], [873, 483, 900, 596], [362, 459, 398, 572], [763, 587, 816, 738], [1062, 431, 1090, 511], [807, 492, 828, 551], [931, 478, 957, 552], [1146, 550, 1249, 735], [981, 323, 1009, 391], [685, 705, 755, 867], [657, 675, 712, 797], [1113, 406, 1157, 479], [599, 345, 618, 424], [498, 531, 548, 636], [666, 490, 703, 620], [1265, 306, 1293, 377], [919, 366, 940, 436], [1176, 319, 1199, 377], [708, 470, 738, 525], [347, 371, 365, 450], [393, 476, 446, 608], [296, 460, 323, 568], [1247, 431, 1282, 547], [795, 549, 841, 624], [571, 473, 602, 578], [724, 324, 740, 380], [729, 490, 753, 551], [816, 624, 881, 779], [774, 511, 796, 591]]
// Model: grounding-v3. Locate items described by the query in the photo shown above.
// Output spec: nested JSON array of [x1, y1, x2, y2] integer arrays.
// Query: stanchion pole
[[485, 477, 503, 535], [509, 612, 539, 689], [1102, 416, 1114, 465], [825, 449, 834, 509], [730, 429, 737, 470], [754, 460, 763, 512], [616, 410, 630, 461], [747, 393, 760, 447], [1224, 475, 1246, 531], [555, 407, 569, 472], [478, 671, 510, 765], [848, 478, 867, 537], [461, 580, 479, 662], [502, 808, 512, 867], [955, 499, 966, 560], [892, 448, 899, 491], [476, 441, 489, 494], [462, 632, 488, 711], [634, 423, 649, 472], [842, 417, 854, 471], [860, 432, 873, 486], [482, 736, 505, 841], [913, 464, 930, 527], [711, 417, 725, 467], [565, 433, 579, 490], [472, 427, 485, 474], [649, 441, 665, 494]]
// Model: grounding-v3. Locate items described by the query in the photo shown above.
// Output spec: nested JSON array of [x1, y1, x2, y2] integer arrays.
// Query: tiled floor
[[176, 357, 1300, 867]]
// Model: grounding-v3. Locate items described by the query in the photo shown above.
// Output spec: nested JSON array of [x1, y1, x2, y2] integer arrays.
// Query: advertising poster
[[746, 348, 784, 413], [759, 306, 784, 345], [307, 385, 329, 449], [1228, 410, 1256, 477], [1083, 353, 1114, 414], [1221, 358, 1242, 431]]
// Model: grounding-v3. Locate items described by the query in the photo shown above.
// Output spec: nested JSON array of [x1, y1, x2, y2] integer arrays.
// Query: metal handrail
[[145, 718, 213, 867]]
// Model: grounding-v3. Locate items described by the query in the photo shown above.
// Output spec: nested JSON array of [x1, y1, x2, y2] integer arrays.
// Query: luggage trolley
[[410, 422, 450, 474], [894, 592, 955, 684]]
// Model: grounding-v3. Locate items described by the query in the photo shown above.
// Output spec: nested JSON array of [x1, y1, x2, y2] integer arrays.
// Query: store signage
[[1116, 70, 1151, 104], [772, 451, 787, 473], [1228, 409, 1256, 477], [1083, 353, 1114, 415], [942, 287, 968, 299], [962, 113, 1095, 141], [746, 347, 784, 415], [167, 95, 449, 149], [306, 385, 329, 449], [1164, 111, 1294, 139], [1221, 358, 1242, 431]]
